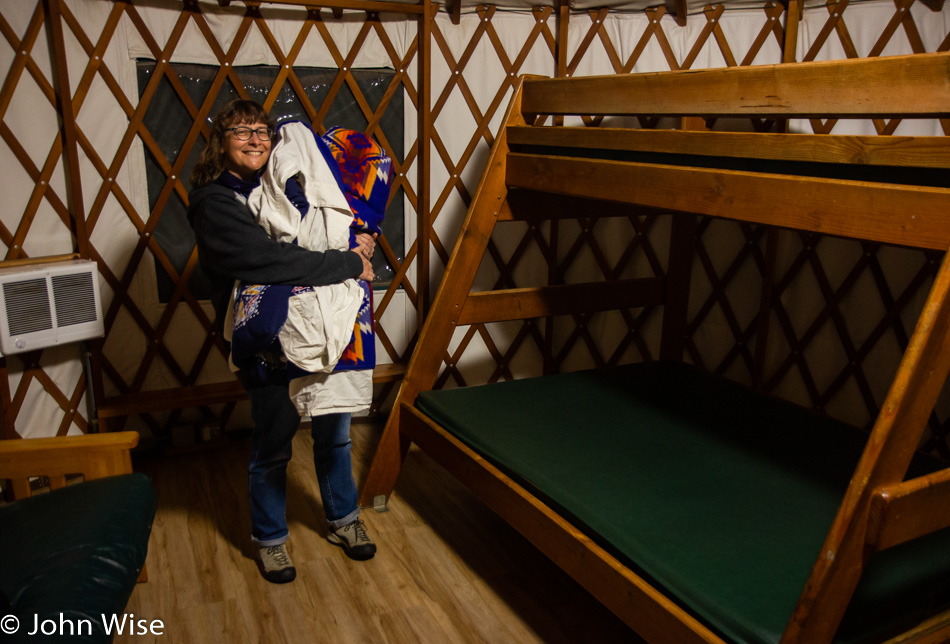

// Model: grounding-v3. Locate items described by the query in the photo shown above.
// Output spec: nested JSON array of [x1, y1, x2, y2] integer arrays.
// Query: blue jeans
[[244, 375, 360, 547]]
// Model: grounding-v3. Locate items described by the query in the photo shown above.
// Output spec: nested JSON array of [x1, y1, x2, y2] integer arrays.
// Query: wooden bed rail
[[506, 152, 950, 251], [399, 402, 724, 644], [507, 127, 950, 169], [520, 52, 950, 118]]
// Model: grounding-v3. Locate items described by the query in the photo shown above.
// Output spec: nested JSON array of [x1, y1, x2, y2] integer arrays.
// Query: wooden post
[[753, 229, 778, 389], [784, 0, 801, 64], [417, 1, 435, 321], [0, 357, 15, 440], [659, 214, 696, 362], [43, 0, 88, 259], [43, 0, 103, 436], [546, 1, 570, 374], [759, 0, 798, 389]]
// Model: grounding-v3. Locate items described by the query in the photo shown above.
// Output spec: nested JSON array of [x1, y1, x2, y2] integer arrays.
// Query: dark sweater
[[187, 176, 363, 335]]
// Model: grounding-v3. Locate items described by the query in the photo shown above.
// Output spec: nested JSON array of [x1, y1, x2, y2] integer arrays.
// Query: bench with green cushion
[[416, 361, 950, 644], [0, 473, 155, 643]]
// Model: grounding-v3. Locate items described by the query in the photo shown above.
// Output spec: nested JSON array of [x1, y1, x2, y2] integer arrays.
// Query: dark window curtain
[[137, 61, 405, 301]]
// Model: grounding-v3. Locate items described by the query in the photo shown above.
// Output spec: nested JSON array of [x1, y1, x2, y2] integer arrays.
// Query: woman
[[187, 99, 377, 584]]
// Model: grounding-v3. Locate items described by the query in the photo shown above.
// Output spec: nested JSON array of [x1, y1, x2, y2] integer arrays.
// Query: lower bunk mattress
[[415, 361, 950, 644]]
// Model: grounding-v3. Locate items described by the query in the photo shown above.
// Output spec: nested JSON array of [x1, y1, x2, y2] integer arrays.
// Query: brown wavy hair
[[189, 99, 277, 188]]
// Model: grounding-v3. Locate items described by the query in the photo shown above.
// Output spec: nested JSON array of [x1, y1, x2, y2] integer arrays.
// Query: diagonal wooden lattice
[[0, 0, 424, 437], [544, 3, 786, 372], [803, 0, 950, 135], [679, 2, 950, 456], [2, 0, 949, 446], [429, 4, 559, 390], [0, 2, 94, 438], [433, 0, 950, 460], [109, 3, 424, 428], [427, 3, 790, 390]]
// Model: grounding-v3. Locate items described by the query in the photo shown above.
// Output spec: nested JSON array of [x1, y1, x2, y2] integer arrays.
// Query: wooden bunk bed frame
[[359, 52, 950, 643]]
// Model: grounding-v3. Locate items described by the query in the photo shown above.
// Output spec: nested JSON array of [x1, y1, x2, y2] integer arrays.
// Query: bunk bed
[[359, 52, 950, 644]]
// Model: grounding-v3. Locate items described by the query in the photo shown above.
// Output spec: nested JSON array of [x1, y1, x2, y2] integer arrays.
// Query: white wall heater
[[0, 258, 104, 356]]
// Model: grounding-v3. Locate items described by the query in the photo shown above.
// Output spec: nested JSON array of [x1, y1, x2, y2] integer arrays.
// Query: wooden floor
[[119, 420, 640, 643]]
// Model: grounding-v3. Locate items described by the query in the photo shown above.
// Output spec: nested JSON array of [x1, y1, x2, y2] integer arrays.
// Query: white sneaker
[[258, 543, 296, 583], [327, 518, 376, 560]]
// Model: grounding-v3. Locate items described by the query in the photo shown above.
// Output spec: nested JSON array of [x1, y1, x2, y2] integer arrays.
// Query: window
[[137, 61, 404, 301]]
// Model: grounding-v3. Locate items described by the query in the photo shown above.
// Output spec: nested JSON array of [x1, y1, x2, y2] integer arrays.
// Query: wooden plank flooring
[[119, 420, 640, 643]]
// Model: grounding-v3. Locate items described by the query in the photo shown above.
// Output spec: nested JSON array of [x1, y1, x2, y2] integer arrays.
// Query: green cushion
[[0, 473, 155, 643], [416, 361, 950, 644]]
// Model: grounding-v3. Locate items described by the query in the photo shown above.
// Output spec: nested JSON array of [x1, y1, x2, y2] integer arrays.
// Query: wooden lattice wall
[[1, 0, 949, 452]]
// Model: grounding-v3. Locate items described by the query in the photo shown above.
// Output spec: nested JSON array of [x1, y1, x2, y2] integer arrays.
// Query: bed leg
[[372, 495, 390, 512], [358, 410, 413, 507]]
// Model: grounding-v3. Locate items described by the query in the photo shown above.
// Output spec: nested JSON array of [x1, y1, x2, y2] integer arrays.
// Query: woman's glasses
[[226, 126, 273, 141]]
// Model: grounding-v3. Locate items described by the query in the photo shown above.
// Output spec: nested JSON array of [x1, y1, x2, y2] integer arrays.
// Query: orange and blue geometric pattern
[[321, 128, 394, 374], [323, 126, 393, 236]]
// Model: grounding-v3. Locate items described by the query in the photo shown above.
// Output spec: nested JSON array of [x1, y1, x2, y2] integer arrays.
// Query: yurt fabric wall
[[1, 0, 949, 456]]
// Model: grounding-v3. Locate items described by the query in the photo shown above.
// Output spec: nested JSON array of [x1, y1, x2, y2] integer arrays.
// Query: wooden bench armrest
[[867, 466, 950, 551], [0, 431, 139, 499]]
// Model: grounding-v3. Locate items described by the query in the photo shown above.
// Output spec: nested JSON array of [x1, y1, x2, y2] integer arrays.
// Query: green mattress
[[415, 361, 950, 644]]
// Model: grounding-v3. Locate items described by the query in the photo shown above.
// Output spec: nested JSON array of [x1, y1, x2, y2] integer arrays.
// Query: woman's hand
[[353, 232, 377, 281], [354, 251, 374, 281], [354, 232, 376, 260]]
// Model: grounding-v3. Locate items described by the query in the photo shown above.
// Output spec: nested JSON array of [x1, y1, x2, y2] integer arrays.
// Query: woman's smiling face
[[222, 120, 272, 181]]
